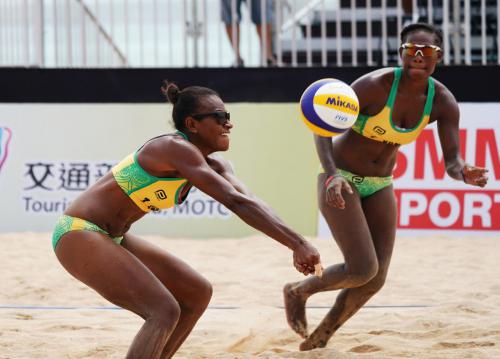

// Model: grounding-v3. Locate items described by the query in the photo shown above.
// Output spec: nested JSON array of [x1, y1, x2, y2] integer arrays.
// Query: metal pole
[[412, 0, 418, 21], [154, 0, 159, 66], [34, 0, 44, 67], [464, 0, 471, 65], [14, 0, 20, 64], [367, 0, 372, 65], [183, 0, 188, 66], [397, 0, 402, 65], [81, 0, 86, 66], [452, 0, 460, 64], [321, 0, 326, 67], [247, 0, 252, 65], [276, 0, 282, 66], [217, 0, 223, 66], [139, 0, 143, 66], [381, 0, 387, 66], [0, 2, 4, 65], [442, 0, 450, 64], [291, 0, 297, 67], [261, 0, 267, 66], [22, 0, 30, 65], [336, 0, 342, 66], [231, 0, 237, 64], [109, 0, 114, 66], [66, 0, 72, 66], [192, 0, 198, 67], [202, 0, 208, 66], [427, 0, 433, 24], [168, 0, 173, 66], [351, 0, 357, 66], [306, 7, 312, 67], [8, 0, 13, 64], [124, 0, 129, 66], [95, 0, 100, 66], [481, 0, 486, 64], [54, 0, 59, 66]]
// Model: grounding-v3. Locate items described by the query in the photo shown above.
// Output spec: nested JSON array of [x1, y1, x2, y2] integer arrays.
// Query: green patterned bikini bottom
[[336, 168, 393, 198], [52, 215, 123, 250]]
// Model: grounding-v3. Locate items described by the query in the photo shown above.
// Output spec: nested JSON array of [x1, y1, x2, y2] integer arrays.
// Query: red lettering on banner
[[476, 129, 500, 179], [395, 189, 500, 230], [393, 151, 407, 179], [459, 129, 467, 160]]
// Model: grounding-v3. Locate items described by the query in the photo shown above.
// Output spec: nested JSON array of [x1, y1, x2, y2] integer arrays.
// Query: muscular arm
[[436, 86, 488, 187], [210, 154, 304, 233], [314, 134, 337, 175], [436, 91, 465, 181], [169, 142, 310, 252]]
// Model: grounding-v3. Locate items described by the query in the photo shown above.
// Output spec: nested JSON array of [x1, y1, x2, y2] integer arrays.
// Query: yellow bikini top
[[351, 67, 435, 146], [112, 132, 192, 212]]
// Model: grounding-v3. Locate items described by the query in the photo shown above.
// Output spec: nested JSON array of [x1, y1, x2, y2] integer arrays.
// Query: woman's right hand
[[325, 175, 353, 209]]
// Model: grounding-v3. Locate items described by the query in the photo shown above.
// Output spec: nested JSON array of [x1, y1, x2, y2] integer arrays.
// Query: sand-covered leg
[[283, 282, 309, 338], [300, 270, 388, 351], [299, 287, 357, 351]]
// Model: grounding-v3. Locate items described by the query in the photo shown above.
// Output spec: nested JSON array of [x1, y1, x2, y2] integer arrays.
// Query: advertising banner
[[0, 103, 319, 237], [318, 103, 500, 237], [2, 102, 498, 238]]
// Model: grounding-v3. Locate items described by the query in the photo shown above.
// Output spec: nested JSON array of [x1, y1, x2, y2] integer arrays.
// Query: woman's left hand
[[462, 165, 489, 187]]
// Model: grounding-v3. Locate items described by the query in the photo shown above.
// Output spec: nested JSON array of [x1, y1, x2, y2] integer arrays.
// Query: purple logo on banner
[[0, 127, 12, 173]]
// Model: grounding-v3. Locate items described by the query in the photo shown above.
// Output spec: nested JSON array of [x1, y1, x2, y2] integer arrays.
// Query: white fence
[[0, 0, 498, 68]]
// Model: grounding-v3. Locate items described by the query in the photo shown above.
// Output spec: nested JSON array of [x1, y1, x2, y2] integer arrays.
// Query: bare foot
[[299, 323, 335, 351], [283, 282, 308, 338], [299, 334, 328, 351]]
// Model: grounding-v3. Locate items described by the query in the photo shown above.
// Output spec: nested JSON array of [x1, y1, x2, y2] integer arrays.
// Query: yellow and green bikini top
[[112, 132, 192, 213], [351, 67, 435, 146]]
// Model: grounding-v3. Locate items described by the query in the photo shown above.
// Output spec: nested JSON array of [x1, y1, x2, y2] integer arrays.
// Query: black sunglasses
[[191, 111, 230, 125]]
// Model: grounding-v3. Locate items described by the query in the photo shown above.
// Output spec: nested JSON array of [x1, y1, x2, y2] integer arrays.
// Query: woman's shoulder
[[353, 67, 395, 86], [351, 67, 395, 107], [206, 153, 232, 174], [144, 132, 189, 148], [429, 77, 459, 122], [139, 132, 197, 161], [430, 77, 457, 107], [351, 67, 395, 95]]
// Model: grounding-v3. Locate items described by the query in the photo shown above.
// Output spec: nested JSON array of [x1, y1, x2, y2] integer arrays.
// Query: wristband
[[460, 166, 468, 182], [325, 173, 342, 188]]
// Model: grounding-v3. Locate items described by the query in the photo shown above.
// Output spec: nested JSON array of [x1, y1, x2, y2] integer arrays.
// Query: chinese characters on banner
[[22, 160, 231, 219]]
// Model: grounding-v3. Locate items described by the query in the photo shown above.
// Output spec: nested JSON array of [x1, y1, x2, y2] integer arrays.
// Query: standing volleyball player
[[284, 23, 489, 351], [53, 82, 321, 358]]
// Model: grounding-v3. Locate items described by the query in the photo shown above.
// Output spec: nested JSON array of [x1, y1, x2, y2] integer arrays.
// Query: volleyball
[[299, 78, 360, 137]]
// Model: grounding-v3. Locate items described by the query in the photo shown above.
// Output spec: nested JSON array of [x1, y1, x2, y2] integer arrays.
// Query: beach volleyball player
[[284, 23, 489, 351], [52, 82, 322, 358]]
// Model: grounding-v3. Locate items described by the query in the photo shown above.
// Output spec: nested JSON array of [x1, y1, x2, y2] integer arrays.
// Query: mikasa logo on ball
[[299, 78, 360, 137], [325, 96, 359, 113]]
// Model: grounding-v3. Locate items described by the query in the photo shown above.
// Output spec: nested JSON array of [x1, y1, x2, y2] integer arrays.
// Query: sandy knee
[[181, 277, 213, 316], [147, 298, 181, 330], [345, 260, 379, 287]]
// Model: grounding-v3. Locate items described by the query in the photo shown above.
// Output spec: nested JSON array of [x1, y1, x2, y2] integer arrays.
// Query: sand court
[[0, 232, 499, 358]]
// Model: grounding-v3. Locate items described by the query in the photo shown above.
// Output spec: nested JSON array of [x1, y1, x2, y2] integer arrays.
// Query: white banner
[[318, 103, 500, 237], [0, 104, 234, 237], [0, 103, 320, 237]]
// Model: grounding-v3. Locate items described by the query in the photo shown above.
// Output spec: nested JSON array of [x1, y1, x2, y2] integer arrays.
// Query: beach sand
[[0, 232, 499, 358]]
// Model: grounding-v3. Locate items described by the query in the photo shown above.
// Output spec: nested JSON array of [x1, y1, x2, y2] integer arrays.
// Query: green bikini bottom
[[335, 168, 393, 198], [52, 215, 124, 250]]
